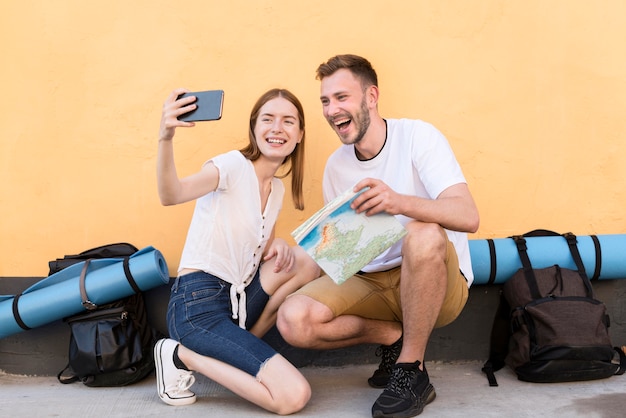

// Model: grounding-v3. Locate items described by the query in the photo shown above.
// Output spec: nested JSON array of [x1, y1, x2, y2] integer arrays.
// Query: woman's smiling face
[[254, 96, 303, 161]]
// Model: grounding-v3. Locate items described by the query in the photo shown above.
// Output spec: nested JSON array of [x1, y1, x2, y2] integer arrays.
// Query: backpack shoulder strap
[[511, 235, 542, 299], [122, 256, 141, 294], [78, 256, 140, 312], [482, 291, 511, 387], [79, 259, 97, 310], [562, 232, 595, 296]]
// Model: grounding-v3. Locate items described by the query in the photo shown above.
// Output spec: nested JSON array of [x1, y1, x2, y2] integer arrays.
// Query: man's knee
[[403, 221, 447, 256], [277, 294, 334, 347], [277, 295, 312, 345]]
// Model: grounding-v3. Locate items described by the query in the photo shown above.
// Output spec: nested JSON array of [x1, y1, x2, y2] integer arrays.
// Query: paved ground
[[2, 361, 625, 417]]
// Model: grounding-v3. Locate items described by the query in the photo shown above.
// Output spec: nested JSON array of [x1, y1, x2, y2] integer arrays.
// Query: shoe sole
[[154, 339, 196, 406], [372, 384, 436, 418]]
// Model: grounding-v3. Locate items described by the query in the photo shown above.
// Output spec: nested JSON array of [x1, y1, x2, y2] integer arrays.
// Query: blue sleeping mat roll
[[469, 234, 626, 285], [0, 246, 169, 339]]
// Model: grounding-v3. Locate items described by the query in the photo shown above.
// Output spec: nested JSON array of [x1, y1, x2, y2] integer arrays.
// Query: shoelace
[[375, 338, 403, 373], [387, 367, 416, 397], [174, 371, 195, 393]]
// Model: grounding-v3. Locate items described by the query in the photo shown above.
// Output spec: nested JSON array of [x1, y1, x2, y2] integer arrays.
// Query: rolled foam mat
[[0, 246, 169, 339], [469, 234, 626, 285]]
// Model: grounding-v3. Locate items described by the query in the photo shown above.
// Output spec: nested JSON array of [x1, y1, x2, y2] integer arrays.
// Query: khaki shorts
[[292, 239, 469, 328]]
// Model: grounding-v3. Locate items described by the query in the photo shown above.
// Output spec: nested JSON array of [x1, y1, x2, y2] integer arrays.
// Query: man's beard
[[350, 97, 371, 145], [331, 97, 370, 145]]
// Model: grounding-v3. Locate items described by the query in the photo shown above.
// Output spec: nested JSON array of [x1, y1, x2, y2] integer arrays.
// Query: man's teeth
[[334, 118, 350, 127]]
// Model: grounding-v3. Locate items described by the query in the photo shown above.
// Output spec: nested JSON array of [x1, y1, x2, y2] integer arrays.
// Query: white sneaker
[[154, 338, 196, 406]]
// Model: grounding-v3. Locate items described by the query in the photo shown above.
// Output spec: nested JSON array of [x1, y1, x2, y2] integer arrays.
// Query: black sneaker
[[371, 361, 436, 418], [368, 336, 403, 388]]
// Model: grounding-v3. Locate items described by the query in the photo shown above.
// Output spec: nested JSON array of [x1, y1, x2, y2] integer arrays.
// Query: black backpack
[[55, 243, 159, 387], [48, 242, 140, 275], [482, 231, 626, 385]]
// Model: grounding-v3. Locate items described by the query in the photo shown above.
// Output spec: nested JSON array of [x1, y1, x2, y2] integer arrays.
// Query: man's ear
[[366, 84, 379, 108]]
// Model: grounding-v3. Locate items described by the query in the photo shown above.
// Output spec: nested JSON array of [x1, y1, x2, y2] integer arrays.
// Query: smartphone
[[177, 90, 224, 122]]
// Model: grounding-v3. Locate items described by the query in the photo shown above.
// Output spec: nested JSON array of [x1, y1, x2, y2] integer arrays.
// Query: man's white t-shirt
[[322, 119, 474, 286]]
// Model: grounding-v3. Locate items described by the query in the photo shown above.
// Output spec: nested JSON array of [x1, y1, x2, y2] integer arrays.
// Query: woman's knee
[[260, 246, 319, 296], [294, 246, 321, 279], [275, 380, 311, 415], [259, 355, 311, 414]]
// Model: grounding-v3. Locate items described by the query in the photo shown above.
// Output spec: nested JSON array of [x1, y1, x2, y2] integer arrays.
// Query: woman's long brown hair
[[240, 88, 306, 210]]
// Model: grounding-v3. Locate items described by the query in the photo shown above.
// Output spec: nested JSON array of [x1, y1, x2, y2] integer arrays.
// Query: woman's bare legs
[[178, 345, 311, 415], [168, 247, 319, 414]]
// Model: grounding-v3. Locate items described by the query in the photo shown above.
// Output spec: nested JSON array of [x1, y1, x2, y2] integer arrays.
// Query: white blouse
[[178, 150, 284, 327]]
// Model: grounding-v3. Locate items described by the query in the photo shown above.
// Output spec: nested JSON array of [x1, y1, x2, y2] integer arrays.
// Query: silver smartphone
[[177, 90, 224, 122]]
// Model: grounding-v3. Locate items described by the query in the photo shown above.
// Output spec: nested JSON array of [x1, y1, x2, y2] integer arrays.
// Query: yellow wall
[[2, 1, 625, 277]]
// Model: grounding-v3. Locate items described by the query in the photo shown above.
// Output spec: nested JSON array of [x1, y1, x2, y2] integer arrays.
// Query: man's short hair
[[316, 54, 378, 88]]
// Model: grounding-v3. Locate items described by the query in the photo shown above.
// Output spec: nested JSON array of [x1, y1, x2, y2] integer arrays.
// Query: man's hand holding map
[[292, 186, 407, 284]]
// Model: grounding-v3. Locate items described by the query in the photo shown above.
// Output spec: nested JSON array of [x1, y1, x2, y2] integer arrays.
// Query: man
[[277, 54, 479, 418]]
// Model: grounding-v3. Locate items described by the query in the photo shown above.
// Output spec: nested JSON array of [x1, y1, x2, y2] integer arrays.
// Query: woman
[[155, 87, 320, 414]]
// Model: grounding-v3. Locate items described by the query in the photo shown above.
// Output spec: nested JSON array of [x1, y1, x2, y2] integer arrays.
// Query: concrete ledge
[[1, 277, 625, 376]]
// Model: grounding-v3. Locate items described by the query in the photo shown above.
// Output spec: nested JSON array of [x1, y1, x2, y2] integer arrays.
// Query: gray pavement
[[0, 362, 626, 418], [2, 361, 625, 417]]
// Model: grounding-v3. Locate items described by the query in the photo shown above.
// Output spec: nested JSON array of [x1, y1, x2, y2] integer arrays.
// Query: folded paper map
[[292, 186, 407, 285]]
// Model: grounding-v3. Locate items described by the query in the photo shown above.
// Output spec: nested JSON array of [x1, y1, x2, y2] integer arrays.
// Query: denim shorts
[[167, 270, 277, 377]]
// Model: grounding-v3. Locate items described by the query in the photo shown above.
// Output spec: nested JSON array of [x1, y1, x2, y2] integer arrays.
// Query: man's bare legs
[[395, 222, 448, 368], [250, 245, 320, 337], [277, 221, 448, 368], [370, 223, 448, 416]]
